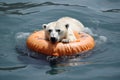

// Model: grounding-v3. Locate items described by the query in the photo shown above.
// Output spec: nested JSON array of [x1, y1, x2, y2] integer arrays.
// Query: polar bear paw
[[61, 39, 70, 43]]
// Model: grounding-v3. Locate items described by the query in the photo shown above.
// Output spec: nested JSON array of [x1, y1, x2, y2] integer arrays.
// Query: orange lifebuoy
[[26, 30, 95, 57]]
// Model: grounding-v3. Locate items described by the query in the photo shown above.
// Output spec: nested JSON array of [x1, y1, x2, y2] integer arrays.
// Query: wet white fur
[[42, 17, 85, 42]]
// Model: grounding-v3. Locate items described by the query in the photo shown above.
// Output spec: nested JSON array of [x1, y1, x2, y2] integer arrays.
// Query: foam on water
[[16, 32, 30, 39], [15, 32, 46, 59], [84, 27, 107, 45], [15, 32, 31, 55]]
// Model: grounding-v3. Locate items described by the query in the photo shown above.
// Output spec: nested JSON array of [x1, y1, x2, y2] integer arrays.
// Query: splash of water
[[84, 27, 107, 45], [15, 28, 107, 67]]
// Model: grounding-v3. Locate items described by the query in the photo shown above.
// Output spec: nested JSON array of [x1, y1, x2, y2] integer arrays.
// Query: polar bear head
[[42, 21, 69, 43]]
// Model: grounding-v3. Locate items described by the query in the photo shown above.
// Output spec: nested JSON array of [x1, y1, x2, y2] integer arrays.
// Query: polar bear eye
[[65, 24, 69, 29], [56, 29, 61, 32], [48, 29, 52, 33]]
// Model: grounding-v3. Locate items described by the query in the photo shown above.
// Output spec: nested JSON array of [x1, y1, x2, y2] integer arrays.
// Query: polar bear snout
[[49, 30, 59, 43], [50, 37, 58, 43]]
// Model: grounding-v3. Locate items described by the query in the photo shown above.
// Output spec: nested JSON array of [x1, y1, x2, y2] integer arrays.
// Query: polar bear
[[42, 17, 85, 43]]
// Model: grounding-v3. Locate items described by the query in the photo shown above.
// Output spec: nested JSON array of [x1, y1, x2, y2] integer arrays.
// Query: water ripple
[[102, 9, 120, 13], [0, 65, 27, 70], [0, 2, 87, 15]]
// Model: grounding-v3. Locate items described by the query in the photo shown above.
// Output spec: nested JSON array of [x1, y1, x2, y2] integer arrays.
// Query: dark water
[[0, 0, 120, 80]]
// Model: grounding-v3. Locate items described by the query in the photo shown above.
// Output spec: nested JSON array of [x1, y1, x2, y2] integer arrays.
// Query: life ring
[[26, 30, 95, 57]]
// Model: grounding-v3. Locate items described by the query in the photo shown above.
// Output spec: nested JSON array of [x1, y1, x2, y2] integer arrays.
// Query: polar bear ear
[[42, 24, 47, 29], [65, 24, 69, 29]]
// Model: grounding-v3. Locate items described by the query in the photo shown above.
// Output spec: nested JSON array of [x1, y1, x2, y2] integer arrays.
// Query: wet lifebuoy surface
[[26, 30, 95, 57]]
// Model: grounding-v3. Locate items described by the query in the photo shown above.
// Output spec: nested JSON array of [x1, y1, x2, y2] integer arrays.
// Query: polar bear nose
[[50, 37, 57, 43]]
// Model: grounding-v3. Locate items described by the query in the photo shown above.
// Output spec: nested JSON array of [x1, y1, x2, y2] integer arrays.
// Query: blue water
[[0, 0, 120, 80]]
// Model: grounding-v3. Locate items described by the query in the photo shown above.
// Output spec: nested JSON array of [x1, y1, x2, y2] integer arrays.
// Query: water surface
[[0, 0, 120, 80]]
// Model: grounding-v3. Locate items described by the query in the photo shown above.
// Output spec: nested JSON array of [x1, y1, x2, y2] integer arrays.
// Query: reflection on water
[[47, 58, 92, 75], [46, 68, 66, 75]]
